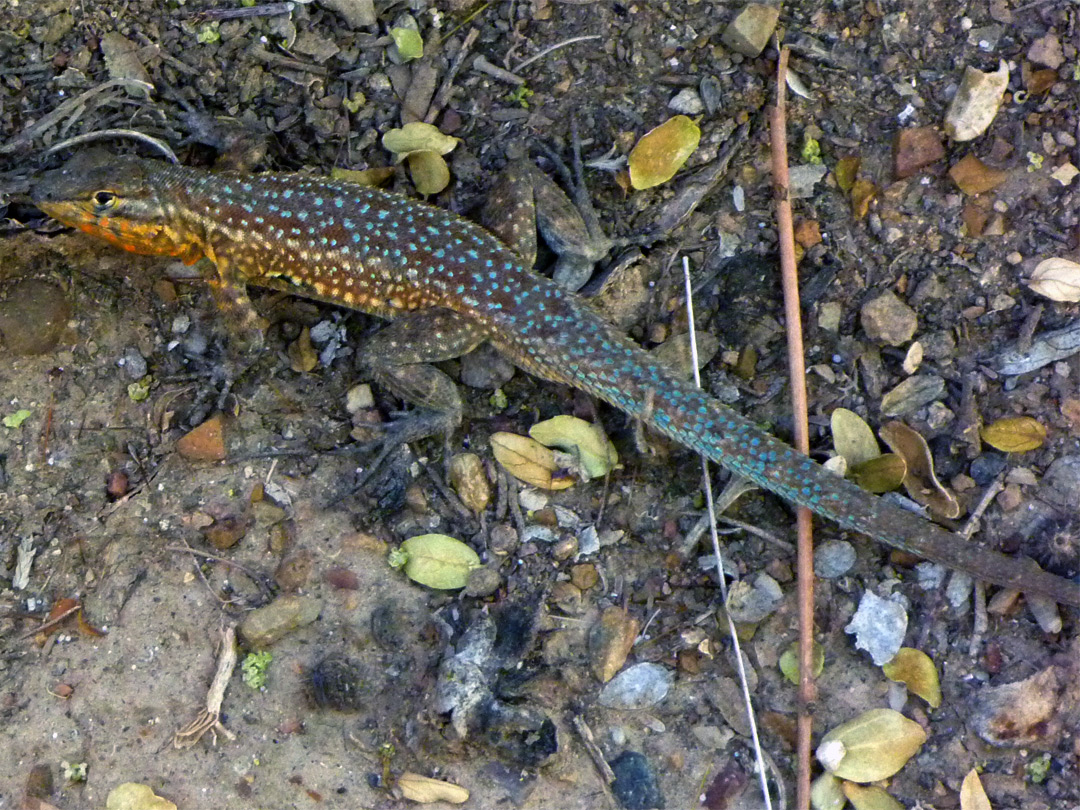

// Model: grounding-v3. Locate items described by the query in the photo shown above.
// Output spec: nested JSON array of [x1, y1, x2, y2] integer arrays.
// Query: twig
[[189, 2, 296, 20], [1, 78, 155, 155], [571, 715, 618, 809], [174, 625, 239, 748], [424, 28, 480, 125], [513, 35, 602, 72], [683, 259, 773, 810], [472, 55, 525, 86], [18, 602, 81, 640], [43, 129, 178, 162], [770, 45, 814, 810]]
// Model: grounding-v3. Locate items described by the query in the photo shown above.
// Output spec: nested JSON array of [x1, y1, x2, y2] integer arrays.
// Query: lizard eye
[[93, 191, 117, 209]]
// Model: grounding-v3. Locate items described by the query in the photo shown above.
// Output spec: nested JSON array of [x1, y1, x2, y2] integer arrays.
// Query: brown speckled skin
[[32, 154, 1080, 606]]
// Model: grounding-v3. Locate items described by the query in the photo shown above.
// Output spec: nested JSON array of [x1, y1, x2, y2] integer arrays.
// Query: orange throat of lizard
[[41, 203, 204, 264]]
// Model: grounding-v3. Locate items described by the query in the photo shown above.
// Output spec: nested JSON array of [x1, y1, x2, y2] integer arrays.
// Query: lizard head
[[32, 150, 197, 260]]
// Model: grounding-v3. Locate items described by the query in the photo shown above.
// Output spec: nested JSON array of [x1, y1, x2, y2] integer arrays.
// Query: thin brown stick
[[770, 45, 814, 810]]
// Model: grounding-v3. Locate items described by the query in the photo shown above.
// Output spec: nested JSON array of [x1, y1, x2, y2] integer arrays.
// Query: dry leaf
[[882, 647, 942, 708], [490, 432, 575, 490], [397, 772, 469, 804], [842, 782, 906, 810], [287, 326, 318, 373], [879, 421, 960, 518], [448, 453, 491, 512], [949, 154, 1009, 195], [106, 783, 178, 810], [850, 178, 877, 219], [628, 115, 701, 190], [981, 416, 1047, 453], [831, 408, 881, 469], [960, 769, 993, 810], [1027, 257, 1080, 303], [816, 708, 927, 782], [382, 122, 459, 159], [834, 156, 860, 193], [176, 414, 226, 462]]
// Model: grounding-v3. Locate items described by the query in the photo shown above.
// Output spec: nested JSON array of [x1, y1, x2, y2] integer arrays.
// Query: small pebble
[[598, 662, 673, 710], [668, 87, 704, 115], [814, 540, 856, 578], [609, 751, 665, 810], [845, 590, 907, 665]]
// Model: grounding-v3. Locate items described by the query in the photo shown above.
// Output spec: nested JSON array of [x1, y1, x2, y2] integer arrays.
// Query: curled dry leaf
[[395, 534, 481, 590], [850, 178, 876, 219], [448, 453, 491, 512], [879, 421, 961, 519], [834, 155, 860, 193], [628, 115, 701, 190], [959, 769, 993, 810], [530, 415, 618, 480], [841, 782, 906, 810], [831, 407, 881, 469], [1027, 257, 1080, 303], [397, 772, 469, 804], [382, 122, 459, 160], [490, 431, 576, 490], [882, 647, 942, 708], [331, 166, 396, 187], [980, 416, 1047, 453], [816, 708, 927, 783]]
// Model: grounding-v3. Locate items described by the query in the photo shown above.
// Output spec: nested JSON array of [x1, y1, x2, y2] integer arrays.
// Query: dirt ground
[[1, 1, 1078, 809]]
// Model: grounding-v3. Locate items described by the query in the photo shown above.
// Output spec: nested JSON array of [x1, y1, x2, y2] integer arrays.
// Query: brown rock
[[893, 127, 945, 179], [239, 595, 322, 648], [588, 607, 639, 683], [721, 4, 780, 57], [949, 154, 1009, 195], [274, 549, 314, 591], [1027, 32, 1064, 69], [570, 563, 599, 590], [176, 414, 226, 461], [860, 290, 918, 346]]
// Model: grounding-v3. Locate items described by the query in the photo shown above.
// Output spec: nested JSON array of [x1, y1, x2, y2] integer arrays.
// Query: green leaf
[[2, 409, 31, 428], [398, 534, 481, 590], [529, 415, 618, 480], [390, 27, 424, 61], [407, 150, 451, 195], [779, 640, 825, 685], [382, 122, 459, 161]]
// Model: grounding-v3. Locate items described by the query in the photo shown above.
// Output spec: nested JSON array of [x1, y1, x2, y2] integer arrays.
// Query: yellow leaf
[[980, 416, 1047, 453], [816, 708, 927, 782], [882, 647, 942, 708], [842, 782, 905, 810], [810, 773, 846, 810], [106, 784, 178, 810], [397, 772, 469, 804], [831, 407, 881, 468], [529, 415, 618, 480], [959, 769, 993, 810], [397, 534, 481, 590], [850, 454, 907, 493], [382, 122, 459, 159], [407, 150, 451, 195], [834, 155, 861, 192], [490, 432, 575, 490], [628, 115, 701, 190], [948, 154, 1010, 195], [1027, 257, 1080, 302], [850, 178, 877, 219]]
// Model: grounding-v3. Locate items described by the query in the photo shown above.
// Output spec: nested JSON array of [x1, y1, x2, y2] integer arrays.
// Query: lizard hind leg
[[355, 309, 488, 476]]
